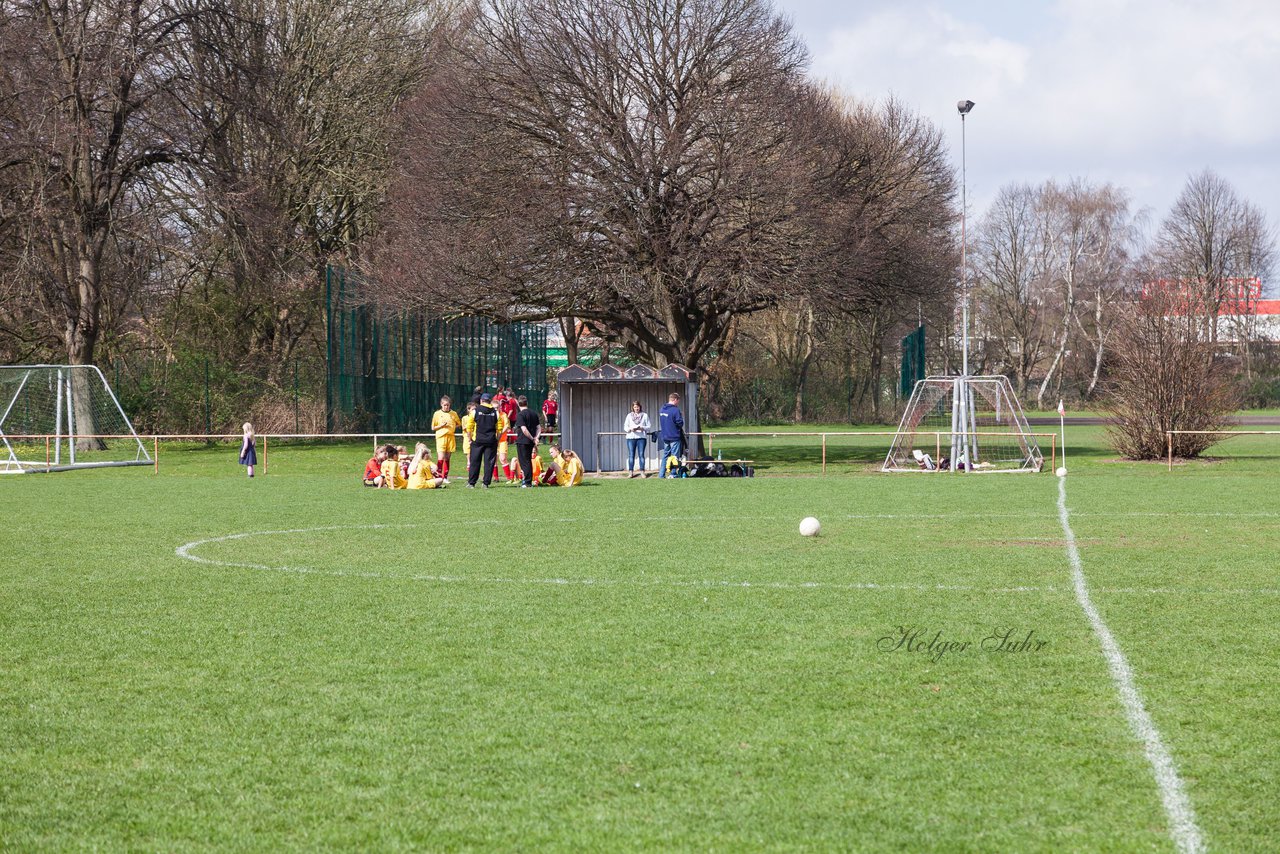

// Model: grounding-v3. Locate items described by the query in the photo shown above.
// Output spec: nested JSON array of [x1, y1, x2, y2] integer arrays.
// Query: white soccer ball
[[799, 516, 821, 537], [1055, 466, 1068, 477]]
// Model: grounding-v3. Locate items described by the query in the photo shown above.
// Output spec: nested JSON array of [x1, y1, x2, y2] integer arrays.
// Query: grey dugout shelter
[[557, 363, 699, 472]]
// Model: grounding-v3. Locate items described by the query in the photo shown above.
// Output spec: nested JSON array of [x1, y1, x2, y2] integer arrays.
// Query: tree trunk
[[1086, 295, 1106, 399], [67, 250, 106, 451], [792, 358, 810, 423], [869, 339, 885, 423], [560, 317, 580, 366], [1037, 275, 1075, 408], [791, 307, 816, 423]]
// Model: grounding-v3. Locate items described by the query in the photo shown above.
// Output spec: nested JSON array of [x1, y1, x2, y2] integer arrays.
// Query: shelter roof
[[557, 363, 693, 382]]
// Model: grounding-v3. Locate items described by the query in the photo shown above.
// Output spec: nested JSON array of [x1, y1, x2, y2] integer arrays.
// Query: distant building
[[1216, 299, 1280, 343], [1144, 276, 1277, 342]]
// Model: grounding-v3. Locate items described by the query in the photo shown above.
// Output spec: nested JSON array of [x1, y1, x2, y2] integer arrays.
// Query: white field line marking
[[174, 526, 1280, 598], [175, 530, 1046, 593], [848, 510, 1280, 519], [1057, 477, 1204, 854]]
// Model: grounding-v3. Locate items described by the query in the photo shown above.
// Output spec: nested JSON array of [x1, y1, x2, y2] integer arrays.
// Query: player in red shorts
[[496, 388, 520, 480]]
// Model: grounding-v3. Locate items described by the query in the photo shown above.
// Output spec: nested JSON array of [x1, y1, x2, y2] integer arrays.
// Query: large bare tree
[[809, 95, 957, 420], [0, 0, 209, 445], [733, 95, 957, 422], [380, 0, 833, 375], [0, 0, 200, 369]]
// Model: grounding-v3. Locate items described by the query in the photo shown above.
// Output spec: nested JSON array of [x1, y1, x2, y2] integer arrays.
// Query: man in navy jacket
[[658, 393, 686, 478]]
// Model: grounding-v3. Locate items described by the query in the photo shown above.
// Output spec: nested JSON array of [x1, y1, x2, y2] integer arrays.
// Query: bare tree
[[380, 0, 829, 375], [738, 300, 823, 422], [157, 0, 437, 383], [1154, 169, 1275, 378], [808, 96, 957, 421], [0, 0, 203, 366], [733, 95, 956, 423], [971, 178, 1136, 404], [0, 0, 206, 444], [1106, 281, 1238, 460], [1034, 179, 1134, 406], [1067, 184, 1139, 399], [971, 184, 1050, 396]]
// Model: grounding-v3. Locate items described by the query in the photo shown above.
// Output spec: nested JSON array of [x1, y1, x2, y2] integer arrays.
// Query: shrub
[[1104, 291, 1239, 459]]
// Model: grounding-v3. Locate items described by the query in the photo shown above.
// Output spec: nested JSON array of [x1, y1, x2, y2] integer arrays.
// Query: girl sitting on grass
[[407, 442, 447, 489], [547, 445, 583, 487], [380, 446, 408, 489]]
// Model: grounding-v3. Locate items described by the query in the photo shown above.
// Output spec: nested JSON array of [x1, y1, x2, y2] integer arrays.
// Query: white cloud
[[797, 0, 1280, 243], [815, 7, 1029, 114]]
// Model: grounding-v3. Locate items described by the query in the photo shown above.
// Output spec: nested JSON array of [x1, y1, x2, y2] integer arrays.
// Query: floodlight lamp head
[[957, 99, 975, 115]]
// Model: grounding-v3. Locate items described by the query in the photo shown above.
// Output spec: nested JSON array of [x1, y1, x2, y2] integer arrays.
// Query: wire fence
[[23, 427, 1280, 476], [4, 430, 1058, 475], [594, 431, 1058, 474], [0, 432, 567, 475], [325, 267, 549, 432]]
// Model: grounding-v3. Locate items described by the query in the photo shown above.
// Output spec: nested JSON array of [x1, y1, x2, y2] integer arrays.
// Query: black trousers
[[468, 441, 497, 486], [516, 442, 535, 486]]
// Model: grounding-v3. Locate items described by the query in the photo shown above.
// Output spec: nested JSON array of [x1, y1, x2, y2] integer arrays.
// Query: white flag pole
[[1058, 400, 1066, 472]]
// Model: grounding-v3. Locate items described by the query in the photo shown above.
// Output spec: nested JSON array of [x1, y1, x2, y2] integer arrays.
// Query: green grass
[[3, 430, 1279, 851]]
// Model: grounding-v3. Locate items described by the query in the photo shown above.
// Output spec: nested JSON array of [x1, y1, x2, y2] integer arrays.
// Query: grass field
[[3, 426, 1279, 851]]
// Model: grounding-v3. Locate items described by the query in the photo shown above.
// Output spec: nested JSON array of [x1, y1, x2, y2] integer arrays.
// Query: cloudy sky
[[776, 0, 1279, 252]]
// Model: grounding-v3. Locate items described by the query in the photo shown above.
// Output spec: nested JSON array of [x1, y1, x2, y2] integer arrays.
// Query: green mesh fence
[[325, 267, 548, 432], [900, 324, 926, 398]]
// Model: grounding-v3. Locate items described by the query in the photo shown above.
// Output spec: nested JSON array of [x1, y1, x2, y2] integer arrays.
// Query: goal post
[[883, 375, 1044, 473], [0, 365, 152, 473]]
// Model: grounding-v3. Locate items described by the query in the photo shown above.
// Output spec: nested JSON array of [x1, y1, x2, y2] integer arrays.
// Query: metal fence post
[[204, 358, 211, 438]]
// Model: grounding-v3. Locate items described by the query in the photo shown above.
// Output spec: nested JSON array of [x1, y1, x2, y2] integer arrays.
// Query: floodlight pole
[[959, 100, 972, 377], [955, 100, 975, 473]]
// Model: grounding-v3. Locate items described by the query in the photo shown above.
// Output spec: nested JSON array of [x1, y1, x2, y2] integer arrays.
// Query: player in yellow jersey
[[430, 396, 462, 482], [380, 447, 408, 489], [460, 402, 477, 476], [407, 442, 446, 489], [531, 449, 559, 485], [547, 444, 583, 487]]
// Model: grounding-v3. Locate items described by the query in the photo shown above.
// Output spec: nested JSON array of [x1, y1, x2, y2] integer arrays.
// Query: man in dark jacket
[[658, 392, 686, 478], [467, 394, 506, 488], [513, 395, 541, 488]]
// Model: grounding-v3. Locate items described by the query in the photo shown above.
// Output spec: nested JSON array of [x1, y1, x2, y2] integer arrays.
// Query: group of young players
[[361, 390, 583, 490]]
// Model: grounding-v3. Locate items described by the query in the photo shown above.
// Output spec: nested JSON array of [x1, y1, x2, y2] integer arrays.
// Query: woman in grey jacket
[[623, 401, 651, 477]]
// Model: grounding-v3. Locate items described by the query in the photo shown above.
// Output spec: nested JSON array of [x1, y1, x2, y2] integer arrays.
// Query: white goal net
[[0, 365, 152, 473], [883, 375, 1043, 473]]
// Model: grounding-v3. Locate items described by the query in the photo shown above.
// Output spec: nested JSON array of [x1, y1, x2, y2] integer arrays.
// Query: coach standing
[[658, 392, 686, 478], [467, 393, 504, 488], [514, 395, 541, 488]]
